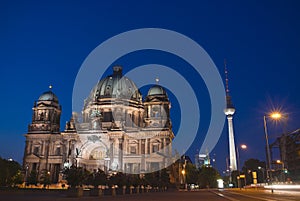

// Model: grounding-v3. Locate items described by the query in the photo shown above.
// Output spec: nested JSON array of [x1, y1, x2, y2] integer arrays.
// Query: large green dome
[[86, 66, 142, 105]]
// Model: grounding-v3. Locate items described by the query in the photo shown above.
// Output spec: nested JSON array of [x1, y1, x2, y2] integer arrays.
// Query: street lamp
[[24, 164, 29, 187], [263, 111, 284, 183], [181, 169, 186, 190], [237, 144, 247, 172], [236, 144, 247, 188], [276, 160, 285, 182], [258, 166, 265, 183], [180, 156, 187, 190], [270, 112, 282, 120], [240, 144, 247, 149]]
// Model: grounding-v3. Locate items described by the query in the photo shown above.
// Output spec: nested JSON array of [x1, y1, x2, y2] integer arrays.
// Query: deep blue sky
[[1, 0, 300, 174]]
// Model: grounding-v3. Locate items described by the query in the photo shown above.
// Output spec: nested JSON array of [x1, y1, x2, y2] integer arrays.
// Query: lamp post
[[263, 111, 285, 183], [263, 115, 272, 182], [258, 166, 265, 183], [25, 164, 29, 187], [276, 160, 285, 183], [181, 169, 186, 190], [236, 144, 247, 188], [181, 157, 187, 190]]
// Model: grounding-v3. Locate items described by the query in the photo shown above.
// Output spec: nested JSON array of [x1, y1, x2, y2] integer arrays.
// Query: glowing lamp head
[[270, 112, 282, 120], [240, 144, 247, 149]]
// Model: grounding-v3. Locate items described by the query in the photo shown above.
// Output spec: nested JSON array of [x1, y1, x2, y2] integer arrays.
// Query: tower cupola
[[28, 86, 61, 133]]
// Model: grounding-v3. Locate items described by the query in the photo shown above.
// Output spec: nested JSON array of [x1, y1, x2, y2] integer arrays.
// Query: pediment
[[26, 153, 40, 160]]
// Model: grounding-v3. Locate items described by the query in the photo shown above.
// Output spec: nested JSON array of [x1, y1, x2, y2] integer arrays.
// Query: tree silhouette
[[63, 166, 88, 188], [0, 157, 22, 186], [198, 166, 220, 188], [40, 171, 51, 188], [87, 168, 107, 188], [242, 158, 265, 184], [27, 170, 38, 186]]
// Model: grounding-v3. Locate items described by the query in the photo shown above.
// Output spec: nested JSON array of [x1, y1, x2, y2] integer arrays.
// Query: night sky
[[1, 0, 300, 174]]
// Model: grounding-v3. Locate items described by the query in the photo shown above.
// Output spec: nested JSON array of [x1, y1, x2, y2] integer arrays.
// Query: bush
[[63, 166, 89, 188]]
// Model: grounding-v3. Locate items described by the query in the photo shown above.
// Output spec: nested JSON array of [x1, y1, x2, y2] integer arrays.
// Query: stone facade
[[23, 66, 174, 183]]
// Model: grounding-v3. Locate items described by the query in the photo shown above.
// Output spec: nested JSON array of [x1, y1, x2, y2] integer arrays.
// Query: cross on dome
[[155, 77, 159, 84]]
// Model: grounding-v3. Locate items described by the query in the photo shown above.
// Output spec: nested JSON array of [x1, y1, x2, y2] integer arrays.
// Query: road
[[1, 188, 300, 201]]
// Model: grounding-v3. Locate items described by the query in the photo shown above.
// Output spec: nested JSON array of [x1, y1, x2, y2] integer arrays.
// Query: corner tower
[[28, 86, 61, 133], [144, 82, 171, 129], [223, 61, 237, 171], [24, 86, 63, 183]]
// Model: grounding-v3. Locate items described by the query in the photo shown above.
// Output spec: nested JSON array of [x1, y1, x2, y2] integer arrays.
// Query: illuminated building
[[23, 66, 174, 183]]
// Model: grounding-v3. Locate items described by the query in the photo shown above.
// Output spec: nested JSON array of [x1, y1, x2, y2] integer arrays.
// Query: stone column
[[45, 141, 50, 170], [144, 140, 148, 154], [118, 138, 123, 171], [26, 140, 30, 154], [141, 143, 145, 171], [163, 138, 166, 154], [138, 140, 142, 154], [42, 141, 46, 156], [148, 106, 151, 118], [123, 139, 127, 155], [149, 140, 152, 153], [110, 138, 114, 163]]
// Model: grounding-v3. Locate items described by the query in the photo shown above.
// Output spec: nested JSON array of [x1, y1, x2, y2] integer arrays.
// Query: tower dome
[[38, 91, 59, 103], [145, 85, 169, 102], [147, 85, 167, 96], [144, 84, 171, 129], [28, 87, 61, 133]]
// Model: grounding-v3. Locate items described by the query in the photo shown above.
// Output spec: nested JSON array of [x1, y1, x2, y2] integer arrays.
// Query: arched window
[[33, 146, 39, 155], [105, 85, 111, 96], [153, 144, 159, 152], [55, 147, 61, 155]]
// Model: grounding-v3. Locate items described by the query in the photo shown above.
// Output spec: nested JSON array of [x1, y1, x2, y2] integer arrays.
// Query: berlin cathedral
[[23, 66, 174, 183]]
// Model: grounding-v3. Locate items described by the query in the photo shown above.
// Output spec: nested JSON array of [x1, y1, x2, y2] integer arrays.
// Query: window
[[103, 112, 113, 122], [90, 150, 104, 160], [130, 146, 137, 154], [55, 147, 61, 155], [32, 163, 37, 171], [151, 106, 160, 118], [105, 85, 111, 95], [33, 147, 39, 155], [153, 144, 159, 152]]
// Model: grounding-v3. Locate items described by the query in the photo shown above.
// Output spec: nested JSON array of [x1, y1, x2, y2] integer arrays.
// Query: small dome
[[145, 85, 169, 102], [38, 91, 59, 103], [147, 85, 167, 96]]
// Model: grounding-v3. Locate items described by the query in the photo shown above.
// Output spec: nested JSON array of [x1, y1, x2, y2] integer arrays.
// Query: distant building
[[195, 153, 211, 168], [23, 66, 174, 183], [270, 128, 300, 181]]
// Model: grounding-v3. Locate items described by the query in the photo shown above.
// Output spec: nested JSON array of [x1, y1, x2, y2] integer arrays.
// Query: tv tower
[[223, 60, 237, 171]]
